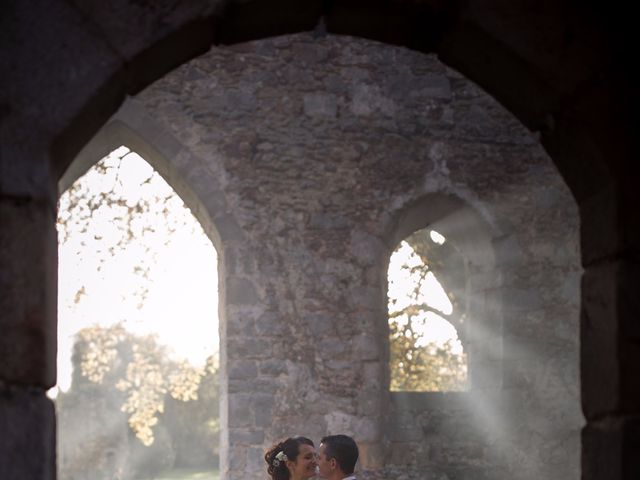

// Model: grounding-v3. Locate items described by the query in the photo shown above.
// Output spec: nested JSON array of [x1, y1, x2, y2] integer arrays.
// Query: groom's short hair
[[320, 434, 359, 475]]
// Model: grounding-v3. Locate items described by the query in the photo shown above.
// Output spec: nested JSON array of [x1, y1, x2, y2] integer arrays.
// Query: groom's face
[[317, 443, 335, 478]]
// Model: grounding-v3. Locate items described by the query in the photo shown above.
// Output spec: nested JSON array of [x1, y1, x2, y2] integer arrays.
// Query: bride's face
[[287, 444, 318, 479]]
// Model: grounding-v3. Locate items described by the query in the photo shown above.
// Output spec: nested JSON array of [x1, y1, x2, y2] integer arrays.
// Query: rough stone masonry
[[78, 32, 582, 480]]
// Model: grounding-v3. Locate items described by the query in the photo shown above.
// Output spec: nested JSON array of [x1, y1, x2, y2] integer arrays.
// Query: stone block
[[350, 84, 396, 117], [316, 337, 347, 358], [227, 336, 272, 359], [0, 200, 57, 386], [72, 0, 221, 94], [229, 428, 265, 445], [226, 276, 259, 306], [246, 446, 267, 476], [252, 393, 275, 412], [580, 185, 617, 267], [259, 359, 288, 376], [228, 378, 278, 395], [227, 444, 247, 472], [388, 416, 422, 443], [358, 442, 385, 470], [213, 213, 246, 243], [305, 312, 336, 336], [356, 389, 380, 416], [580, 183, 640, 267], [353, 417, 381, 443], [229, 394, 253, 428], [349, 286, 384, 310], [417, 74, 452, 100], [255, 311, 288, 336], [469, 360, 502, 389], [581, 260, 640, 419], [253, 394, 275, 428], [303, 93, 337, 118], [353, 334, 380, 361], [0, 143, 56, 202], [386, 441, 420, 467], [582, 416, 640, 480], [492, 234, 523, 265], [225, 308, 257, 336], [349, 231, 387, 266], [228, 360, 257, 381], [0, 388, 56, 480], [2, 0, 125, 154], [500, 287, 544, 312]]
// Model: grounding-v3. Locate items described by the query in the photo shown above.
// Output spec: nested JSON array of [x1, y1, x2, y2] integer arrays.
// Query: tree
[[57, 146, 199, 311], [56, 147, 219, 479], [163, 355, 220, 469], [73, 324, 206, 446], [388, 231, 468, 391]]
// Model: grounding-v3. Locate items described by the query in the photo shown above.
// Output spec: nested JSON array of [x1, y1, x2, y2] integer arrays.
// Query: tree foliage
[[388, 231, 468, 392], [57, 146, 194, 309], [57, 147, 218, 447], [74, 324, 211, 446], [389, 330, 468, 391]]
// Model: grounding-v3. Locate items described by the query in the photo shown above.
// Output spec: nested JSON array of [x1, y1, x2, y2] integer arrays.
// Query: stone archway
[[1, 3, 636, 480], [114, 32, 581, 479]]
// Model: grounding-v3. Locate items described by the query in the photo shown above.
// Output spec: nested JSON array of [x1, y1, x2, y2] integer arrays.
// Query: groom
[[317, 434, 359, 480]]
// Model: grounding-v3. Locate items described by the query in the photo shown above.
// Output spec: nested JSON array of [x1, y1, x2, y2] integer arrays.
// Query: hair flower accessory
[[273, 451, 288, 467]]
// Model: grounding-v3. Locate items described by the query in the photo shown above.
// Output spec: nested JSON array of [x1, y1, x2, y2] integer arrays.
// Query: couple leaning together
[[265, 434, 358, 480]]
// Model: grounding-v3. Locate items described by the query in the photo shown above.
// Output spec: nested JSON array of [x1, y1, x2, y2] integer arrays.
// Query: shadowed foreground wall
[[1, 2, 636, 480]]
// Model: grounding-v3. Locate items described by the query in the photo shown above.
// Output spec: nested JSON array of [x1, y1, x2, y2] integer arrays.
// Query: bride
[[265, 436, 319, 480]]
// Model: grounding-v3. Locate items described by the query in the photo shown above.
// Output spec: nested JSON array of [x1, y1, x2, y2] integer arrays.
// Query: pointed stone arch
[[1, 3, 636, 480]]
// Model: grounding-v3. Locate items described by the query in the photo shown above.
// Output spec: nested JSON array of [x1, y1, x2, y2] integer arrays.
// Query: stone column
[[580, 183, 640, 480], [0, 144, 58, 480]]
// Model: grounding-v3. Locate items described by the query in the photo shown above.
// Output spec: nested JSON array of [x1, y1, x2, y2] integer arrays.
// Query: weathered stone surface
[[581, 259, 640, 419], [1, 2, 636, 480], [0, 142, 56, 202], [70, 1, 219, 62], [76, 32, 582, 480], [259, 359, 288, 376], [118, 32, 583, 479], [2, 0, 126, 172], [228, 360, 258, 380], [226, 276, 259, 305], [582, 416, 640, 480], [0, 388, 56, 480], [229, 394, 252, 428], [0, 200, 57, 387], [252, 393, 275, 423], [229, 428, 265, 445]]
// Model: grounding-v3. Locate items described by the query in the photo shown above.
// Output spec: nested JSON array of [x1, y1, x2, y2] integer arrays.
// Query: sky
[[55, 147, 218, 393], [54, 147, 461, 394], [388, 240, 463, 352]]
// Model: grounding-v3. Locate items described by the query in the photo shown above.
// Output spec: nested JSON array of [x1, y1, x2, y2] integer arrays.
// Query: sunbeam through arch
[[53, 146, 221, 480]]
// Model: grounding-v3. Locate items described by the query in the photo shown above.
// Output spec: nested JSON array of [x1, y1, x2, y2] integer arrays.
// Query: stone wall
[[82, 33, 581, 479]]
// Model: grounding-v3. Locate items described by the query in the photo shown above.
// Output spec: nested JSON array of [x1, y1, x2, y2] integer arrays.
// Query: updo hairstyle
[[265, 436, 314, 480]]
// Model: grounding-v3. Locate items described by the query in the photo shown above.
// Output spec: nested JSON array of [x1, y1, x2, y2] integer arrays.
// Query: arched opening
[[384, 184, 581, 477], [54, 145, 221, 480], [2, 4, 633, 480], [54, 32, 582, 480], [387, 228, 468, 392]]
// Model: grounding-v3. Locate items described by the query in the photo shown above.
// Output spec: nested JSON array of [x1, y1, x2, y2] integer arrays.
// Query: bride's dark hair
[[265, 436, 314, 480]]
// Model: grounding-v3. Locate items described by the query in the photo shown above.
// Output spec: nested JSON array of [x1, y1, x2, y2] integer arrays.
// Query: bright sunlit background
[[52, 146, 465, 479], [388, 240, 462, 352], [53, 146, 461, 396], [54, 147, 218, 396]]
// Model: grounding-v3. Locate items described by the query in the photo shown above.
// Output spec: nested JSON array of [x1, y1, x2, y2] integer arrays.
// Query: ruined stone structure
[[63, 33, 582, 479], [1, 3, 637, 480]]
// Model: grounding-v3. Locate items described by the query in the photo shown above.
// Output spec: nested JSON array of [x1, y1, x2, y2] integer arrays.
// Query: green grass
[[138, 468, 220, 480]]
